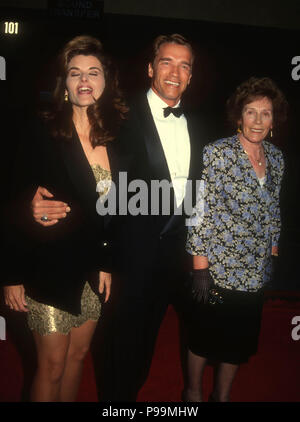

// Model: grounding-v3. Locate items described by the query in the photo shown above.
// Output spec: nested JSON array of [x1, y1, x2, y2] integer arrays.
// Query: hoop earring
[[270, 129, 273, 138], [64, 91, 68, 102], [237, 127, 241, 133]]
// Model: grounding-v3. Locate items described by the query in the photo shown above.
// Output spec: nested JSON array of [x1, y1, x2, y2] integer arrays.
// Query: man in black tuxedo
[[104, 34, 208, 401], [30, 34, 208, 401]]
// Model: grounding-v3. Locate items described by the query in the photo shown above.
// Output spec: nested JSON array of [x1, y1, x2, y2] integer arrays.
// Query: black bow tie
[[163, 106, 183, 118]]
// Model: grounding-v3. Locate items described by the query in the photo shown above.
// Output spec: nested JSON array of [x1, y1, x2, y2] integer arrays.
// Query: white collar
[[147, 88, 181, 119]]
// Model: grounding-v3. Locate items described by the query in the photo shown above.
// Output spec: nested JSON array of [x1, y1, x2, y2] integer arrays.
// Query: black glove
[[190, 268, 214, 304]]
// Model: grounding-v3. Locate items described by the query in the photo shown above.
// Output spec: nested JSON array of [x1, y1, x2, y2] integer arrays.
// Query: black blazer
[[114, 93, 208, 272], [3, 119, 116, 315]]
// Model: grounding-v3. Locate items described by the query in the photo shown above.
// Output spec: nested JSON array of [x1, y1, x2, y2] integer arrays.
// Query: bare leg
[[183, 349, 208, 402], [59, 319, 98, 402], [30, 331, 70, 402], [212, 362, 239, 402]]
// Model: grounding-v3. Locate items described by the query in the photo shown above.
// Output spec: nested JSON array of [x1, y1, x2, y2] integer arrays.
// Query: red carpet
[[0, 293, 300, 402]]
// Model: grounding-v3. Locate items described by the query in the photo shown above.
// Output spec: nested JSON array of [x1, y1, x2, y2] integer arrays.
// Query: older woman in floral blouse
[[183, 77, 288, 402]]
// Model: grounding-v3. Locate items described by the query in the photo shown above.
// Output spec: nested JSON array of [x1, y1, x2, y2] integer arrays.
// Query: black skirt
[[183, 286, 265, 365]]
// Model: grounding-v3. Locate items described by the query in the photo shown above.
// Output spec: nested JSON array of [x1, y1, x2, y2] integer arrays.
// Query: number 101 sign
[[4, 21, 19, 34]]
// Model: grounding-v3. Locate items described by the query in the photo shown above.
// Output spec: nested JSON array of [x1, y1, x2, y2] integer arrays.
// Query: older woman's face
[[239, 97, 273, 144], [65, 55, 105, 108]]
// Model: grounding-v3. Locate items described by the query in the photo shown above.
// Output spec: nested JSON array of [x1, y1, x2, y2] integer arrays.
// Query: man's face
[[148, 42, 192, 107]]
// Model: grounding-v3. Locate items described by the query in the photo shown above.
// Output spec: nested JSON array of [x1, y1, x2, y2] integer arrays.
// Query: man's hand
[[99, 271, 112, 303], [4, 285, 28, 312], [31, 186, 70, 226]]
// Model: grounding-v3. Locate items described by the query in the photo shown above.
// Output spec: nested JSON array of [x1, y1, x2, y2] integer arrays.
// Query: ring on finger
[[41, 215, 49, 222]]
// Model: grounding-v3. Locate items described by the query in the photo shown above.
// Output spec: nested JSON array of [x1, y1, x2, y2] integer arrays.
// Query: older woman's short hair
[[226, 77, 288, 129]]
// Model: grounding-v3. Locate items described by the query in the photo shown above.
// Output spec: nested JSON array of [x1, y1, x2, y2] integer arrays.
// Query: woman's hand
[[191, 268, 214, 304], [3, 285, 28, 312], [190, 256, 213, 304], [99, 271, 112, 303]]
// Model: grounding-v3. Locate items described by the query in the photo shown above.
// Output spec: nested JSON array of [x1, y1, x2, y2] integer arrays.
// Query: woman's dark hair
[[43, 35, 128, 146], [226, 77, 288, 129]]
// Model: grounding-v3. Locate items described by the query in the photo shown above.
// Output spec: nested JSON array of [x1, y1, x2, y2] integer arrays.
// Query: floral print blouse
[[186, 135, 284, 291]]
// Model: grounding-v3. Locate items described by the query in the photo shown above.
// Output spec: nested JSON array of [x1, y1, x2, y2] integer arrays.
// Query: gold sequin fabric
[[91, 164, 112, 199], [25, 282, 101, 336]]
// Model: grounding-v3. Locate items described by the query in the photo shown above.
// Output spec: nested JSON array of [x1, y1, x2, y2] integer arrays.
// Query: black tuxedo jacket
[[3, 119, 116, 314], [114, 93, 208, 277]]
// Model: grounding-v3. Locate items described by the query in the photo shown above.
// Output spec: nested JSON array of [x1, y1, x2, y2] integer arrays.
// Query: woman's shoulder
[[264, 139, 282, 153], [204, 135, 238, 153], [263, 140, 284, 162]]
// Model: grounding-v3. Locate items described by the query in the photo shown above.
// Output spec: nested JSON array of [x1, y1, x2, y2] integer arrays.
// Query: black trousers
[[100, 239, 189, 401]]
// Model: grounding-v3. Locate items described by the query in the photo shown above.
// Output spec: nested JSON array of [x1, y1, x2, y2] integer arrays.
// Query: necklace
[[243, 149, 264, 166]]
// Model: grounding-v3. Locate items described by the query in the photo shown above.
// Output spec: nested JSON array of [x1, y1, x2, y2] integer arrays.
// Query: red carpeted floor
[[0, 293, 300, 402]]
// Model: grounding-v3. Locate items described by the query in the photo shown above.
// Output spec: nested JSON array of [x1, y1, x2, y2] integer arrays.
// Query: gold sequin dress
[[25, 164, 112, 336]]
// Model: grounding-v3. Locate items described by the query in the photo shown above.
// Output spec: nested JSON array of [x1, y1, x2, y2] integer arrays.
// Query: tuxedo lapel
[[135, 95, 180, 232], [135, 95, 171, 183]]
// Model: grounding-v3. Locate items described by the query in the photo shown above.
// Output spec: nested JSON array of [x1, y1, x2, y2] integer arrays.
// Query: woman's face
[[65, 54, 105, 109], [239, 96, 273, 144]]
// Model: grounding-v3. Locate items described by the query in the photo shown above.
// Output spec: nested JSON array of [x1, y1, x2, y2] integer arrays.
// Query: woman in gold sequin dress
[[3, 36, 127, 401]]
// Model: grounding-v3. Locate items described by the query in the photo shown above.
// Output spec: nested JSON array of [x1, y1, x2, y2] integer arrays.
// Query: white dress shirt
[[147, 88, 191, 207]]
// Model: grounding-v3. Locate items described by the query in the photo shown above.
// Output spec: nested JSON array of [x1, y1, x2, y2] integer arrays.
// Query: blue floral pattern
[[186, 135, 284, 291]]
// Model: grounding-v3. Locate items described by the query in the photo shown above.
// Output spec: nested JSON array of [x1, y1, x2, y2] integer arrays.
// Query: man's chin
[[162, 93, 181, 105]]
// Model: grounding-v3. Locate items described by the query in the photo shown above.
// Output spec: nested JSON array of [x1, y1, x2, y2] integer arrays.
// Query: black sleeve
[[2, 119, 43, 286]]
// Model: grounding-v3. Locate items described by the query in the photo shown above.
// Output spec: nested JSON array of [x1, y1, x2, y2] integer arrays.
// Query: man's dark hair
[[150, 33, 194, 65]]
